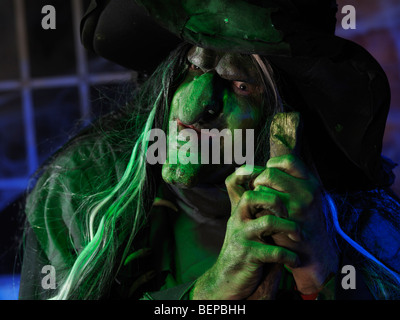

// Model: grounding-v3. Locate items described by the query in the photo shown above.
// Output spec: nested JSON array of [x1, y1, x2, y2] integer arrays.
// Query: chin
[[162, 162, 238, 190], [161, 162, 201, 189]]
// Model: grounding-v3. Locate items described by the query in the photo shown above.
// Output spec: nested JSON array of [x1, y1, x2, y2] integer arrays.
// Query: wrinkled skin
[[162, 46, 265, 188], [192, 156, 339, 299], [162, 46, 339, 299]]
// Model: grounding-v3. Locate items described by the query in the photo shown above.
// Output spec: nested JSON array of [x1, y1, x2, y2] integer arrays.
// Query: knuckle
[[284, 153, 297, 165], [289, 201, 303, 215], [270, 247, 285, 261], [264, 168, 275, 181], [288, 189, 315, 215], [263, 214, 273, 227], [261, 215, 275, 233], [241, 190, 253, 203], [256, 168, 275, 186], [303, 190, 315, 206], [297, 188, 315, 208]]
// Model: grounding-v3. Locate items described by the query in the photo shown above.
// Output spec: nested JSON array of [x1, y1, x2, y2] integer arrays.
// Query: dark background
[[0, 0, 399, 299]]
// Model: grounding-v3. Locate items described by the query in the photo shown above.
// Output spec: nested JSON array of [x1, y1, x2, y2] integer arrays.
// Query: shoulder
[[26, 130, 113, 205], [24, 127, 130, 262]]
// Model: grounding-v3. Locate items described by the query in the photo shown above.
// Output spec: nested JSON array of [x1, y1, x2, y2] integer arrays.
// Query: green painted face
[[162, 46, 267, 188]]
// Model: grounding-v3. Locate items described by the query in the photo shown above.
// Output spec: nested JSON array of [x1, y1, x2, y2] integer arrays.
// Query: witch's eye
[[232, 81, 251, 95], [189, 63, 201, 71]]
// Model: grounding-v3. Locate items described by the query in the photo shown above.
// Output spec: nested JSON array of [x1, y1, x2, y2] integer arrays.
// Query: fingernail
[[235, 166, 254, 176], [288, 232, 301, 242]]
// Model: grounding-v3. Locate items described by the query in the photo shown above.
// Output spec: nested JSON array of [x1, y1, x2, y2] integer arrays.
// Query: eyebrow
[[187, 48, 221, 72], [215, 55, 260, 84], [187, 47, 261, 84], [215, 64, 256, 83]]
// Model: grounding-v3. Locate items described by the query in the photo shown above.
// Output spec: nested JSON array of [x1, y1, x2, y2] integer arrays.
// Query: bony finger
[[236, 190, 288, 220], [252, 168, 292, 193], [251, 242, 300, 268], [230, 165, 264, 186], [269, 246, 301, 269], [245, 214, 302, 242], [261, 215, 302, 242], [287, 232, 302, 242], [243, 187, 288, 219], [266, 154, 309, 180]]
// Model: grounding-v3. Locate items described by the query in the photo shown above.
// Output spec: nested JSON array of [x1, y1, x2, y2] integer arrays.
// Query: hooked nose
[[178, 72, 223, 125]]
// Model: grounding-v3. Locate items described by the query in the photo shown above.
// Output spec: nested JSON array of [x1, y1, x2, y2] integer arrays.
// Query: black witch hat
[[80, 0, 396, 192]]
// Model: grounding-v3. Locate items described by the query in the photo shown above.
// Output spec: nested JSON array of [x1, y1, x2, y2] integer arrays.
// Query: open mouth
[[176, 119, 217, 138], [177, 118, 201, 133]]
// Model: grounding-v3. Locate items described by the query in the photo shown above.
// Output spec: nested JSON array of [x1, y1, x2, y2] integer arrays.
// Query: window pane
[[33, 87, 81, 164], [0, 92, 28, 178]]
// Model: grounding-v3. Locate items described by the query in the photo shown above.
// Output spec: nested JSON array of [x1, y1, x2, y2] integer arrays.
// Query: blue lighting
[[0, 274, 20, 300]]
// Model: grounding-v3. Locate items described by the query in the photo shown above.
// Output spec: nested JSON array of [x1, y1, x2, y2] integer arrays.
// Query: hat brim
[[80, 0, 182, 73]]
